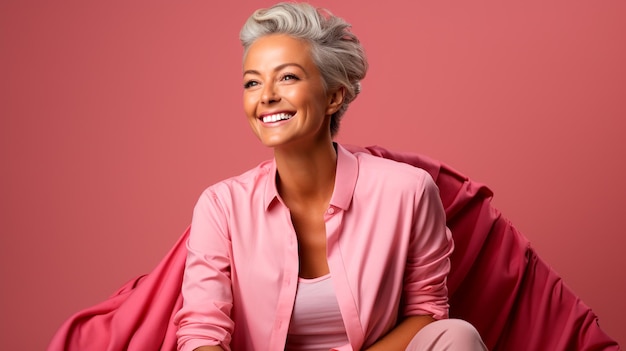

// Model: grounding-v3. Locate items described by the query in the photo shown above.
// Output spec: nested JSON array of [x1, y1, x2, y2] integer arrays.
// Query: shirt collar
[[263, 143, 359, 211]]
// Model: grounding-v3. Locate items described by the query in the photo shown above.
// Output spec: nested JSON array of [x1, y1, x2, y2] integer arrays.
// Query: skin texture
[[192, 34, 434, 351]]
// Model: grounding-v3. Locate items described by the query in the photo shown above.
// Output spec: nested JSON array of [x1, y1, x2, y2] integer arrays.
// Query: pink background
[[1, 1, 624, 349]]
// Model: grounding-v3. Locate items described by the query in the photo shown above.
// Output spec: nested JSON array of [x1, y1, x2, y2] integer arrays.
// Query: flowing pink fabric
[[47, 145, 620, 350]]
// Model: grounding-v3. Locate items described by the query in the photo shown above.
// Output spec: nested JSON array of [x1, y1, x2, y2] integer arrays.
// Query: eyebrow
[[243, 63, 308, 77]]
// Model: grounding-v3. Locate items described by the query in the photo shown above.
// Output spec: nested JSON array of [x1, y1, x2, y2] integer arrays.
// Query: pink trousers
[[406, 319, 488, 351]]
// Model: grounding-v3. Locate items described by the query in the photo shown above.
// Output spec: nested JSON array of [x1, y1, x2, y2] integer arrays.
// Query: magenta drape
[[47, 145, 619, 350]]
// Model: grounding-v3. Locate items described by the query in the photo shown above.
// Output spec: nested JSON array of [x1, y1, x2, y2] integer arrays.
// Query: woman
[[174, 3, 487, 351]]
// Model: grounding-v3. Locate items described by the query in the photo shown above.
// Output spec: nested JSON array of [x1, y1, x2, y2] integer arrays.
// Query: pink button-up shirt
[[174, 144, 453, 351]]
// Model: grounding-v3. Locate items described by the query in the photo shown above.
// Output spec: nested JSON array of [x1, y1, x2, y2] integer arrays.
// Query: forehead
[[243, 34, 314, 70]]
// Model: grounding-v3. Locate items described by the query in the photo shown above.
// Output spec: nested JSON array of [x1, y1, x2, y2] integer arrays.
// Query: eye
[[243, 80, 259, 89], [281, 73, 300, 82]]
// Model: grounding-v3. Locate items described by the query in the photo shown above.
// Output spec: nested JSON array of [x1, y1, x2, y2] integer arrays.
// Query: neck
[[274, 141, 337, 207]]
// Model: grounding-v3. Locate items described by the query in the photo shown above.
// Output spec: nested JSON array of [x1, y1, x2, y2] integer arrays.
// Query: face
[[242, 34, 342, 149]]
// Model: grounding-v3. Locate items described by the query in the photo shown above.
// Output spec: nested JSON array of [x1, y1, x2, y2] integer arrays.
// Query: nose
[[261, 82, 280, 104]]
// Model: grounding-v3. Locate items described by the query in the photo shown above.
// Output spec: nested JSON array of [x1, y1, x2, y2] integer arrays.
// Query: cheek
[[242, 93, 256, 117], [284, 87, 313, 109]]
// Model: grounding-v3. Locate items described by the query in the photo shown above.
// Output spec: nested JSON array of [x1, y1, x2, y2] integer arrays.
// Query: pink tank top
[[285, 274, 350, 351]]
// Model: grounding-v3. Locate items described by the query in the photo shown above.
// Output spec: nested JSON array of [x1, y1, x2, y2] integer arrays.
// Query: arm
[[174, 189, 234, 351], [363, 315, 435, 351], [368, 173, 453, 350]]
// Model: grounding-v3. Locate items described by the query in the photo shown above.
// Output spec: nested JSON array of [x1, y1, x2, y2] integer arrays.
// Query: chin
[[255, 132, 293, 148], [256, 136, 288, 149]]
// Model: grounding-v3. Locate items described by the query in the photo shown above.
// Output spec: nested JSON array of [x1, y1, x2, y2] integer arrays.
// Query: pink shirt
[[174, 144, 453, 351]]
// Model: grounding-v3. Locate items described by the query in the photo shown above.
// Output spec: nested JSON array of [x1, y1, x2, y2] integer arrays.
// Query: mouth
[[260, 112, 295, 124]]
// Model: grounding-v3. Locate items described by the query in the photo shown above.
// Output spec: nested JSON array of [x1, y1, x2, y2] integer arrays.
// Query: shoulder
[[199, 159, 273, 203], [353, 150, 435, 192]]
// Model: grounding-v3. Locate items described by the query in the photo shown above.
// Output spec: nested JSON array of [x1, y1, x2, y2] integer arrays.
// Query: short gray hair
[[240, 2, 368, 136]]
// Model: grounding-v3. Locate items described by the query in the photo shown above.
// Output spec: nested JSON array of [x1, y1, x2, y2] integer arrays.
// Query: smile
[[261, 112, 294, 123]]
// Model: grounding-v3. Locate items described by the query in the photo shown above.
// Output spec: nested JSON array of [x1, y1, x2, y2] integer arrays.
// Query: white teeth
[[262, 113, 293, 123]]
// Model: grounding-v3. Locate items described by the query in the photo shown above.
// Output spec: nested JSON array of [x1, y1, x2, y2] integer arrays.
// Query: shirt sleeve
[[402, 173, 454, 320], [174, 188, 234, 351]]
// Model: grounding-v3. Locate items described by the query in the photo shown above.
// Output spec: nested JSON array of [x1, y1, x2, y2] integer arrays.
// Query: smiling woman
[[172, 3, 486, 351], [2, 0, 623, 349], [37, 1, 623, 350], [242, 34, 338, 150], [240, 3, 367, 138]]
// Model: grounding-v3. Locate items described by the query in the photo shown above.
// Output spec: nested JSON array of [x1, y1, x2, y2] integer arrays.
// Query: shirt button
[[327, 207, 335, 215]]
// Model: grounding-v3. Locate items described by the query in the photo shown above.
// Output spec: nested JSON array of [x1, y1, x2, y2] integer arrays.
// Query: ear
[[325, 87, 345, 116]]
